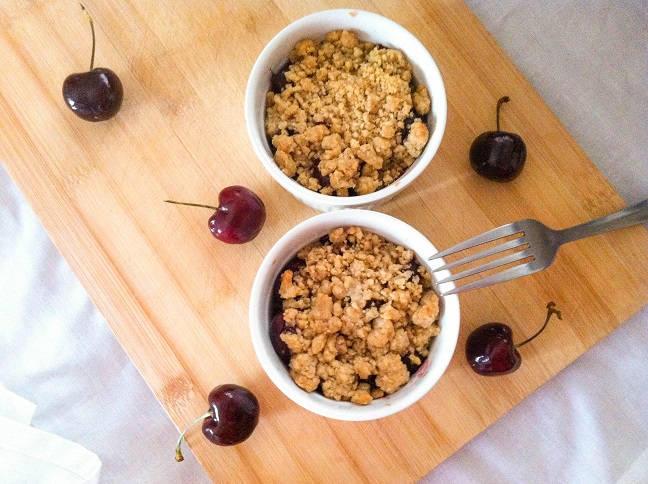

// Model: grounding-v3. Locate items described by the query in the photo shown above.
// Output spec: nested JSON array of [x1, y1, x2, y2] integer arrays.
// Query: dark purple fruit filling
[[269, 313, 294, 365], [403, 353, 424, 375], [270, 61, 291, 93], [312, 165, 331, 188], [365, 298, 384, 309], [359, 375, 378, 392], [269, 256, 306, 364], [402, 113, 429, 140]]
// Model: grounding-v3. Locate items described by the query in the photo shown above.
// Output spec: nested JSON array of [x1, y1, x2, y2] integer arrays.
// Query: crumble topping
[[273, 227, 441, 404], [265, 30, 431, 196]]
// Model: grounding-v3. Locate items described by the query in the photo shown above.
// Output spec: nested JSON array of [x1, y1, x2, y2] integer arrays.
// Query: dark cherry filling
[[269, 313, 294, 365], [365, 298, 383, 309], [402, 353, 424, 375], [359, 375, 378, 393], [402, 113, 429, 140], [312, 165, 331, 188], [269, 256, 305, 363], [267, 134, 276, 155], [270, 61, 291, 93]]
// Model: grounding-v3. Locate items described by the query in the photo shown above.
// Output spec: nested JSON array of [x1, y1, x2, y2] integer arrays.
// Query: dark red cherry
[[175, 384, 260, 462], [63, 5, 123, 122], [465, 322, 521, 375], [470, 96, 526, 181], [466, 302, 561, 376], [63, 68, 123, 122], [202, 385, 260, 446], [165, 186, 266, 244], [208, 186, 266, 243]]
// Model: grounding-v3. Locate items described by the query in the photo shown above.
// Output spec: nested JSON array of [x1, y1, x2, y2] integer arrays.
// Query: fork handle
[[558, 198, 648, 244]]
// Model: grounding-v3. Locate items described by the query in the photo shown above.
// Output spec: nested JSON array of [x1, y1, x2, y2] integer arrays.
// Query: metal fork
[[429, 199, 648, 296]]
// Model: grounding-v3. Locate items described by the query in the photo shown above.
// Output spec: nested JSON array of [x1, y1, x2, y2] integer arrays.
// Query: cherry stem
[[80, 4, 95, 71], [514, 301, 562, 349], [175, 411, 212, 462], [164, 200, 219, 211], [496, 96, 510, 132]]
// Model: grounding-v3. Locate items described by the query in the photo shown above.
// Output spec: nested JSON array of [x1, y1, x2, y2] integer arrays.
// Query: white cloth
[[0, 1, 646, 482], [0, 382, 36, 424], [0, 165, 210, 483], [0, 384, 101, 484]]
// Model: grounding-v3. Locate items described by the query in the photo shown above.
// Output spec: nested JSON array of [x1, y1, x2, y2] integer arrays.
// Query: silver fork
[[429, 199, 648, 296]]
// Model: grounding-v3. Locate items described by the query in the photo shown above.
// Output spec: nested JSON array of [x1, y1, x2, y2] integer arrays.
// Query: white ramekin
[[249, 210, 460, 421], [245, 9, 447, 212]]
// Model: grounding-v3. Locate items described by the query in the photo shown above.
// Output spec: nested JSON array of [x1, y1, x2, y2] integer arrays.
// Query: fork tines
[[429, 222, 535, 295]]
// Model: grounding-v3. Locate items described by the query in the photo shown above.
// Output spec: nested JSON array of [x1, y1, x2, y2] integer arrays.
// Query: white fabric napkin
[[0, 383, 101, 484], [0, 382, 36, 425]]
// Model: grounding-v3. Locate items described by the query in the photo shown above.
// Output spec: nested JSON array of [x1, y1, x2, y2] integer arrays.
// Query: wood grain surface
[[2, 0, 647, 482]]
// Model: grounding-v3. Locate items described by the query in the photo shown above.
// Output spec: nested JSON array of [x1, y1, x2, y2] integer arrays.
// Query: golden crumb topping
[[265, 30, 431, 196], [276, 227, 440, 404]]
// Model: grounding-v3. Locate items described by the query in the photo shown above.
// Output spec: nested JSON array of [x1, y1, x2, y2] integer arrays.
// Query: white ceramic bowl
[[245, 9, 447, 212], [249, 210, 460, 421]]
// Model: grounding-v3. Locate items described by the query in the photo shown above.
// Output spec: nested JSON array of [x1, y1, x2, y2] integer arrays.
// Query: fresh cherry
[[466, 302, 562, 376], [175, 384, 260, 462], [62, 5, 123, 122], [165, 186, 266, 244], [470, 96, 526, 181]]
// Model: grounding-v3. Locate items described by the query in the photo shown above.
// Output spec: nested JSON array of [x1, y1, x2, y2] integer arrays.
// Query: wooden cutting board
[[1, 0, 647, 481]]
